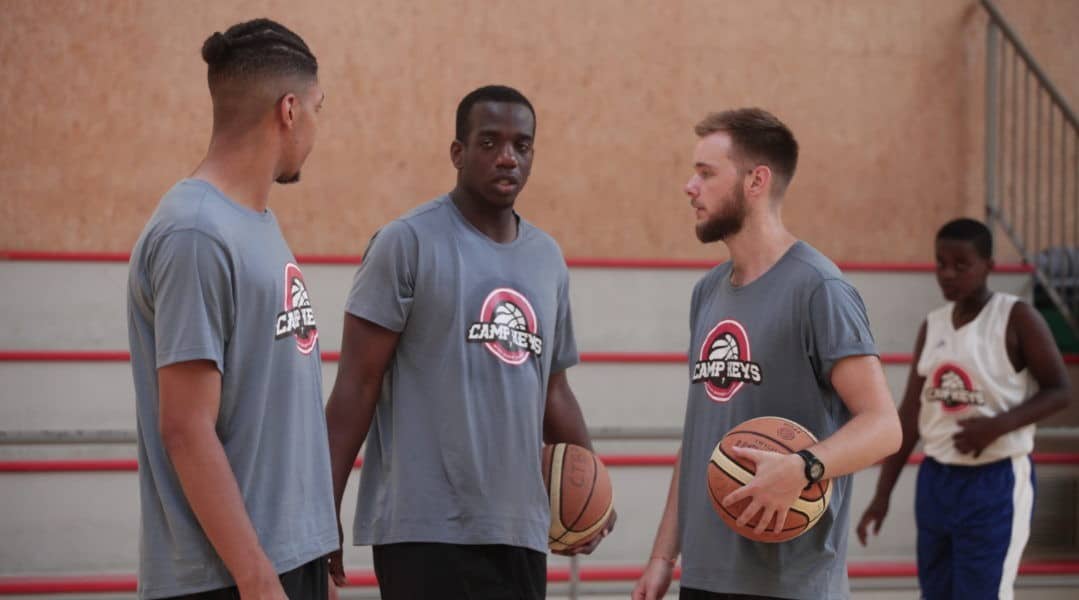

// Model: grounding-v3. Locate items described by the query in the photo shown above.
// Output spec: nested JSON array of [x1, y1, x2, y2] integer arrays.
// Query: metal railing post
[[985, 20, 1000, 229], [568, 555, 580, 600]]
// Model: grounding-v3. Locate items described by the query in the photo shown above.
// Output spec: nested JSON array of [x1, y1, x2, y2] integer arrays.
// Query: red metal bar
[[1, 561, 1076, 594], [7, 350, 1076, 365], [0, 351, 132, 362], [1, 250, 1034, 273], [6, 452, 1079, 474], [6, 350, 1077, 365], [580, 352, 686, 363]]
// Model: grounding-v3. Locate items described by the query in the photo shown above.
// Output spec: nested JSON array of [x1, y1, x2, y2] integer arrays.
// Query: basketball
[[707, 416, 831, 543], [542, 443, 614, 551]]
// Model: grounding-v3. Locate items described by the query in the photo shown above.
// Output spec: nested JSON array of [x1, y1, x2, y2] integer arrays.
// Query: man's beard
[[276, 171, 301, 184], [695, 183, 747, 243]]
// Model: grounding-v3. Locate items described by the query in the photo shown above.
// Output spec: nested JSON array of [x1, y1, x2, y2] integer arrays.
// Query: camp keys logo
[[274, 263, 318, 354], [691, 319, 762, 402], [924, 363, 984, 412], [466, 287, 543, 365]]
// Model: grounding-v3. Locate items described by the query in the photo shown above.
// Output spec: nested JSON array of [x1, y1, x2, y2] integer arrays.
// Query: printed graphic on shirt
[[691, 319, 763, 402], [274, 263, 318, 354], [466, 287, 543, 365], [924, 363, 984, 412]]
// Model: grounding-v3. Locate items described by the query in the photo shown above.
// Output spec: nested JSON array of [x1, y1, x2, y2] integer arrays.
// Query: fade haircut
[[937, 218, 993, 259], [455, 85, 536, 142], [695, 108, 799, 195], [201, 19, 318, 128]]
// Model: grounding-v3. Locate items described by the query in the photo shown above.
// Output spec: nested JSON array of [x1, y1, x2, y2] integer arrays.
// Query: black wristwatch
[[796, 449, 825, 490]]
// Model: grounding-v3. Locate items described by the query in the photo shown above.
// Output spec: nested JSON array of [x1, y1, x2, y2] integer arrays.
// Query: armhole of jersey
[[916, 309, 943, 377], [997, 294, 1024, 377]]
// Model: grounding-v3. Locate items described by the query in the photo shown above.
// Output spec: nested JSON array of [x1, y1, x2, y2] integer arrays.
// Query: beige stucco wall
[[1, 0, 1075, 261]]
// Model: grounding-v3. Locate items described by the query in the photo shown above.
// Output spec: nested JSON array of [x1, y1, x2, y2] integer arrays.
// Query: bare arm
[[953, 301, 1071, 456], [543, 369, 592, 450], [724, 354, 902, 535], [158, 361, 285, 599], [543, 369, 615, 554], [808, 354, 904, 475], [632, 451, 681, 600], [857, 322, 927, 545], [323, 314, 401, 584]]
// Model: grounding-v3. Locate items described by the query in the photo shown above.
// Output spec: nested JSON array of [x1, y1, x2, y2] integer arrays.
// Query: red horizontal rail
[[2, 560, 1076, 594], [5, 350, 1076, 365], [1, 250, 1035, 273], [6, 452, 1079, 473]]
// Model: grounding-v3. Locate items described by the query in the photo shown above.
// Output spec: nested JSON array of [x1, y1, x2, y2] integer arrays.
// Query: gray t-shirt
[[127, 179, 338, 599], [678, 241, 877, 600], [344, 195, 579, 553]]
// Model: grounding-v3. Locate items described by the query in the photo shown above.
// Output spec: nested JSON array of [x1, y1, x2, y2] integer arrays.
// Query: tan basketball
[[707, 416, 831, 543], [542, 443, 613, 551]]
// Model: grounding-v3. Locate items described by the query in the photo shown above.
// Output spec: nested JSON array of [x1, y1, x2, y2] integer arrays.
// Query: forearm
[[164, 425, 276, 586], [648, 452, 682, 560], [543, 373, 593, 450], [819, 356, 902, 479], [812, 405, 902, 479], [543, 406, 591, 449], [872, 396, 922, 499], [997, 388, 1070, 432], [325, 381, 379, 511], [871, 430, 918, 500]]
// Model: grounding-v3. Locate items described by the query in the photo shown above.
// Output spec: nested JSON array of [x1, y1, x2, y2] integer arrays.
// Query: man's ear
[[278, 93, 298, 128], [450, 139, 464, 170], [746, 164, 773, 200]]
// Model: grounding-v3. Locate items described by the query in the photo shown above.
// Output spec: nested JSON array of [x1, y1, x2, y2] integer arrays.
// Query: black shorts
[[373, 542, 546, 600], [680, 588, 785, 600], [159, 555, 327, 600]]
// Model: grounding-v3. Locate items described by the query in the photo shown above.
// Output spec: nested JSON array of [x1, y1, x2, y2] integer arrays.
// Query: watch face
[[810, 462, 825, 481]]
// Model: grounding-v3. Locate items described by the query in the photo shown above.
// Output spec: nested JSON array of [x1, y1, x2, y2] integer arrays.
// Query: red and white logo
[[691, 319, 762, 402], [466, 287, 543, 365], [274, 263, 318, 354], [924, 363, 984, 413]]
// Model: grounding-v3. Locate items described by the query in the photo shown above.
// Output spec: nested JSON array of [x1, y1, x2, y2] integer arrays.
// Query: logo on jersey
[[691, 319, 763, 402], [924, 363, 984, 412], [466, 287, 543, 365], [274, 263, 318, 354]]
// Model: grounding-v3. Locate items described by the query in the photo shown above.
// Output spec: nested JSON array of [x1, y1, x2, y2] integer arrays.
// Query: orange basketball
[[542, 443, 613, 551], [707, 416, 831, 543]]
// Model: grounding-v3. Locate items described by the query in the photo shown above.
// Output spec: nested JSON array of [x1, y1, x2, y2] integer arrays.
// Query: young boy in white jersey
[[857, 218, 1071, 599]]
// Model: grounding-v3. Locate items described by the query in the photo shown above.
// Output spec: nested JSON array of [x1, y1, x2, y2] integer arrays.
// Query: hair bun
[[201, 32, 232, 65]]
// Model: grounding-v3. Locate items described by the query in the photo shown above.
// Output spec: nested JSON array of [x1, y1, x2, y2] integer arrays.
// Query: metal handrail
[[981, 0, 1079, 132], [983, 0, 1079, 336]]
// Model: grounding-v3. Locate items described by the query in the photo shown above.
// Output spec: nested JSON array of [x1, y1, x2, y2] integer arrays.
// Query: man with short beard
[[633, 108, 901, 600]]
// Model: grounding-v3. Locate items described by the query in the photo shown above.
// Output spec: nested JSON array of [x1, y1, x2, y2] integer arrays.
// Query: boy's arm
[[953, 301, 1071, 456], [857, 321, 927, 545]]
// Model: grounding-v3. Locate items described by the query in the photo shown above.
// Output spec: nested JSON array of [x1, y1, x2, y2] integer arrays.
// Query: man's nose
[[496, 145, 518, 168]]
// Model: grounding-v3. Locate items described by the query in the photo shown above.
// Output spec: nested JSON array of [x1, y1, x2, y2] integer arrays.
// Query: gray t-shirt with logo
[[344, 195, 579, 553], [127, 179, 338, 599], [678, 241, 877, 600]]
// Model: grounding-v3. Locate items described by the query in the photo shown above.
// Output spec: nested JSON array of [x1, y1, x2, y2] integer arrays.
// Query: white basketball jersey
[[917, 292, 1037, 465]]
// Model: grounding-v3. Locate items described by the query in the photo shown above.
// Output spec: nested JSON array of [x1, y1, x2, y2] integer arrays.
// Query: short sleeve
[[549, 269, 580, 373], [150, 230, 234, 372], [805, 278, 878, 386], [344, 220, 418, 332]]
